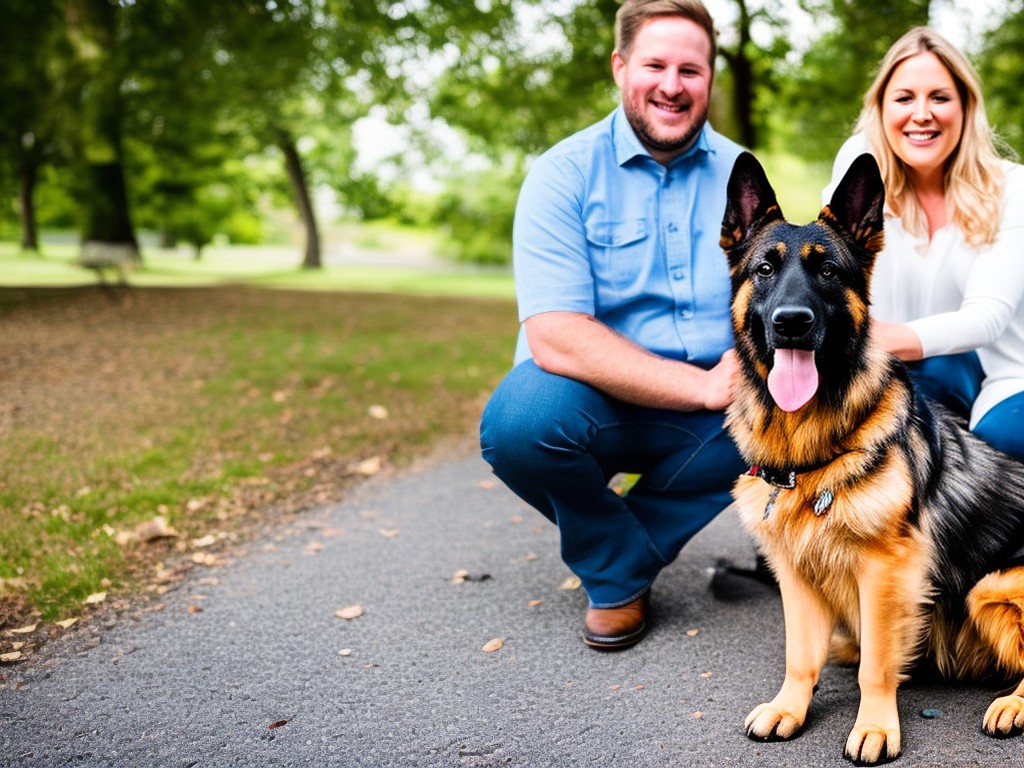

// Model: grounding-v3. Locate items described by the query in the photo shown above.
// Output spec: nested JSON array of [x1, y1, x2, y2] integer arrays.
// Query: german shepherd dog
[[720, 151, 1024, 764]]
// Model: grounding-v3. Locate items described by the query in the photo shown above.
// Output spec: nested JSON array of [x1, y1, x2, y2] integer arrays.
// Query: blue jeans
[[907, 352, 1024, 462], [905, 353, 982, 420], [975, 394, 1024, 462], [479, 360, 745, 607]]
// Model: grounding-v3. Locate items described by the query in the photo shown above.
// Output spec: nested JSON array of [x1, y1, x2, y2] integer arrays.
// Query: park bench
[[77, 240, 139, 284]]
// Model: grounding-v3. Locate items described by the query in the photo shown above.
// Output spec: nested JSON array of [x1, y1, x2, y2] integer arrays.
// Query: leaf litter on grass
[[0, 285, 519, 665]]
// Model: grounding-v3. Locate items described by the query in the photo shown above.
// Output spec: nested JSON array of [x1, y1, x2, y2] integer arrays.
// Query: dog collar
[[746, 465, 835, 518], [746, 465, 796, 488]]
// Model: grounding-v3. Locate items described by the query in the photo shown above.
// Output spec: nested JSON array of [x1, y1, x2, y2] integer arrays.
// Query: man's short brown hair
[[614, 0, 717, 66]]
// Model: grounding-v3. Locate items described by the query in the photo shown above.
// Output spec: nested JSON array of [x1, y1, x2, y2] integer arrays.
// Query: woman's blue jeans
[[479, 360, 745, 608], [905, 352, 982, 420], [907, 352, 1024, 462]]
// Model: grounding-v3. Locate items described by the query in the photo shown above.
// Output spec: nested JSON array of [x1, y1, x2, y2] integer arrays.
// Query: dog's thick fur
[[721, 151, 1024, 764]]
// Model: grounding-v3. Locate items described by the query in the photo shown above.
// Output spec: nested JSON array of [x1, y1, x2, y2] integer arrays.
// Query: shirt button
[[672, 271, 684, 280], [667, 223, 678, 233]]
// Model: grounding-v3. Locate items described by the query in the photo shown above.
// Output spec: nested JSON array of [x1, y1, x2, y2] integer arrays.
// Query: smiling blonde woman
[[826, 26, 1024, 460]]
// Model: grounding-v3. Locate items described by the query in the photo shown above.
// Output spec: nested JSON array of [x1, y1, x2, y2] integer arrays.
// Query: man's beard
[[625, 101, 708, 158]]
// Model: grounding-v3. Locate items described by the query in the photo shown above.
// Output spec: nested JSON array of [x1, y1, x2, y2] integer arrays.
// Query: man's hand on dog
[[703, 349, 740, 411]]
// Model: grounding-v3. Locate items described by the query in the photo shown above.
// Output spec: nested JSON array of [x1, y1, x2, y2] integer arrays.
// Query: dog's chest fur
[[731, 421, 932, 626]]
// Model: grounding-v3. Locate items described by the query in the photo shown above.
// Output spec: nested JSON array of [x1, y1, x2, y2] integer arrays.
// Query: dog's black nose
[[771, 305, 815, 339]]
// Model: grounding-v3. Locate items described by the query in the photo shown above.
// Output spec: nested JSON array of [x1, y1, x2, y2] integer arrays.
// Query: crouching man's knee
[[480, 360, 596, 480]]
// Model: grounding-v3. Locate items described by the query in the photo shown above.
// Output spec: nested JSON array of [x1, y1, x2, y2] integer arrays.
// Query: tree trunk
[[722, 0, 757, 150], [71, 0, 139, 262], [278, 130, 321, 269], [18, 161, 39, 252], [730, 53, 757, 150], [82, 160, 139, 251]]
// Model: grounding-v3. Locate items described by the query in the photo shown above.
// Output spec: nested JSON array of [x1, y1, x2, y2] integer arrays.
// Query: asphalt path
[[1, 445, 1020, 767]]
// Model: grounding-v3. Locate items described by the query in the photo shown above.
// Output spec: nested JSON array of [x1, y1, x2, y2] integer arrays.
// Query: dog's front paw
[[844, 723, 901, 765], [744, 702, 805, 741], [983, 694, 1024, 737]]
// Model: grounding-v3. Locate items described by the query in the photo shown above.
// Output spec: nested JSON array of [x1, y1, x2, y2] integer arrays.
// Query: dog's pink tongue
[[767, 349, 818, 412]]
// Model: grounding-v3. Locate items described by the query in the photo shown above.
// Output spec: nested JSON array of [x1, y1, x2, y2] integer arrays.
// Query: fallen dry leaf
[[693, 711, 704, 720], [477, 480, 497, 490], [451, 569, 470, 584], [523, 552, 538, 561], [367, 404, 389, 420], [338, 648, 353, 656], [527, 599, 543, 608], [115, 515, 179, 546], [268, 720, 288, 730], [353, 456, 383, 476], [9, 623, 38, 635], [481, 638, 504, 653], [686, 629, 700, 637], [191, 534, 218, 548], [55, 618, 78, 630], [379, 528, 400, 538], [558, 576, 582, 591], [187, 605, 204, 614], [305, 541, 324, 553], [191, 552, 223, 566], [1, 651, 23, 663], [84, 592, 107, 605], [335, 604, 364, 620]]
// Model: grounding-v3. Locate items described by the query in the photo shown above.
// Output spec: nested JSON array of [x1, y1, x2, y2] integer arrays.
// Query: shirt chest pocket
[[585, 218, 651, 290]]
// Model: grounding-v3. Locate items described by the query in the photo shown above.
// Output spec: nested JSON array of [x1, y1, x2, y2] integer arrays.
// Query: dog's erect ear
[[821, 153, 885, 255], [720, 152, 783, 254]]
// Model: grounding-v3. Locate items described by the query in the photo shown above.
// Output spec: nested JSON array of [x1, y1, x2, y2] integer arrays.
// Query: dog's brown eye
[[755, 262, 775, 277], [819, 262, 837, 278]]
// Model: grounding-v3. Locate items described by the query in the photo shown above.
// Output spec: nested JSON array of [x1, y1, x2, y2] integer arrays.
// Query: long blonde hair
[[856, 27, 1005, 246]]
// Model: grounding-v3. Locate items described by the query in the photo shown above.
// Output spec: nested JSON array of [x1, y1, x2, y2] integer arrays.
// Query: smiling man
[[480, 0, 749, 651]]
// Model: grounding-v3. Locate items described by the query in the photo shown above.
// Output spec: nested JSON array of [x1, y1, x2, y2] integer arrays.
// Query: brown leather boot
[[582, 590, 650, 650]]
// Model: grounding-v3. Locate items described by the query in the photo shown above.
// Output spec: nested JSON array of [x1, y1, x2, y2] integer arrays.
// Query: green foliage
[[427, 0, 617, 158], [433, 163, 524, 266], [31, 166, 80, 232], [772, 0, 931, 161], [975, 2, 1024, 158]]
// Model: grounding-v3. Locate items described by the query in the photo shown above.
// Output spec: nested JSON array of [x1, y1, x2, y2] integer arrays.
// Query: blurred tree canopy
[[975, 0, 1024, 155], [1, 0, 1020, 267]]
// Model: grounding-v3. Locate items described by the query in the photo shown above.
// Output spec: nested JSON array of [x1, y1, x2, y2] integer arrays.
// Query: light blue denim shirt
[[511, 104, 744, 367]]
